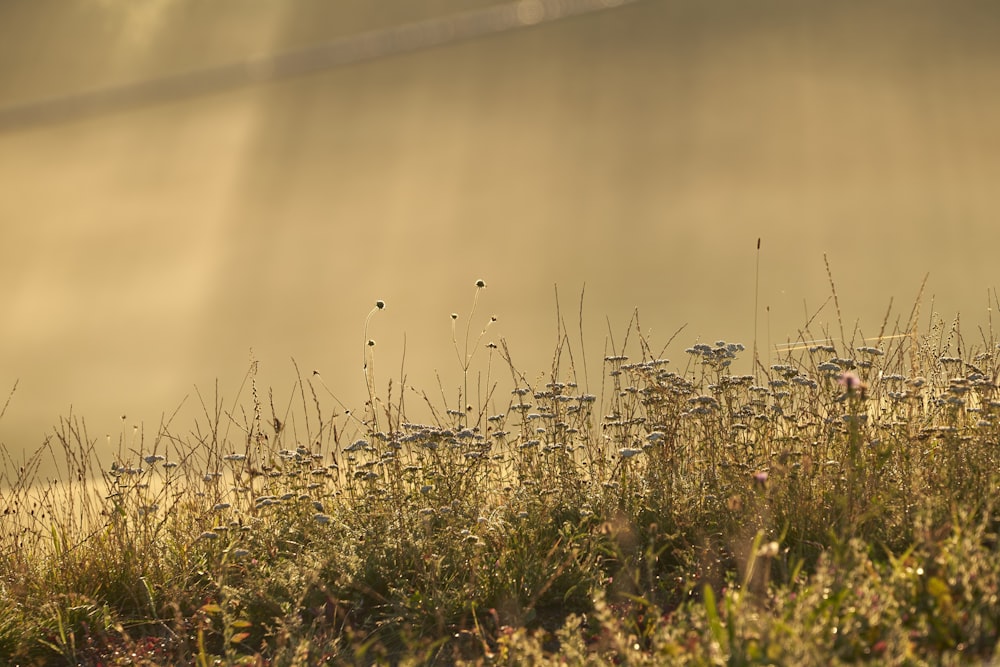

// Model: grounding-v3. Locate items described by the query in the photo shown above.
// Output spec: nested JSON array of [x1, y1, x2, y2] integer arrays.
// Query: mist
[[2, 0, 1000, 472]]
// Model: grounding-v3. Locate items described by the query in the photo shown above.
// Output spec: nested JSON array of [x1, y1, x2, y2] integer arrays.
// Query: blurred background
[[2, 0, 1000, 465]]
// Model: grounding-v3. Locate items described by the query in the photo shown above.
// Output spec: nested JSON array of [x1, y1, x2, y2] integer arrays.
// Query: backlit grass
[[2, 280, 1000, 665]]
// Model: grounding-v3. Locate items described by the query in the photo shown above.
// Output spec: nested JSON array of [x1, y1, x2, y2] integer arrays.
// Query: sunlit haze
[[2, 0, 1000, 473]]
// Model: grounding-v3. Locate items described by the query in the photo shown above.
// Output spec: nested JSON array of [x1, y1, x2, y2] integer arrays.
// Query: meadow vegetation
[[2, 276, 1000, 665]]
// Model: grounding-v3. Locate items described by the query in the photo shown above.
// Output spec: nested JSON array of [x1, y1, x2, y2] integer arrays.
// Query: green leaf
[[703, 584, 727, 651]]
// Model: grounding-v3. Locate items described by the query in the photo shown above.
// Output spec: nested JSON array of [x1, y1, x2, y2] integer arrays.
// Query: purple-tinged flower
[[839, 371, 867, 398]]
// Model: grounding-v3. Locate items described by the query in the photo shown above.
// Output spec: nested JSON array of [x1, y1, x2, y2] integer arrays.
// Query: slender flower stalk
[[363, 300, 385, 434]]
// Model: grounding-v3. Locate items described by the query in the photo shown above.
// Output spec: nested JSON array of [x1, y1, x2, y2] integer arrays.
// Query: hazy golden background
[[2, 0, 1000, 464]]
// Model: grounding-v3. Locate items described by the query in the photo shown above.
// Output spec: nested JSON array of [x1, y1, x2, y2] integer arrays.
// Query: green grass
[[3, 279, 1000, 665]]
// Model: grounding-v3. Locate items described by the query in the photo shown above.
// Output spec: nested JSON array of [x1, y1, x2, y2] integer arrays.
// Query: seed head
[[375, 300, 385, 310], [475, 279, 486, 288], [758, 541, 780, 558], [367, 339, 376, 347]]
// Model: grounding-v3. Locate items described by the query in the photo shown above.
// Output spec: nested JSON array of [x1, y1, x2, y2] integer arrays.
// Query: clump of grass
[[1, 278, 1000, 665]]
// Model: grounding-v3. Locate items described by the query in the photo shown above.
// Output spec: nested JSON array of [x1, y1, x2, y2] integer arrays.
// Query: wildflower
[[757, 541, 780, 558], [223, 454, 246, 462], [144, 455, 165, 465], [838, 371, 867, 397], [619, 447, 643, 460], [230, 548, 250, 560], [752, 471, 769, 488], [948, 380, 970, 395], [198, 531, 220, 541], [212, 503, 231, 512], [138, 504, 158, 517], [314, 513, 331, 525]]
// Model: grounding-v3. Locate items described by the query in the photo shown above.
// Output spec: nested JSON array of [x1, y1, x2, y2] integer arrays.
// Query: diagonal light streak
[[774, 333, 914, 353], [0, 0, 642, 131]]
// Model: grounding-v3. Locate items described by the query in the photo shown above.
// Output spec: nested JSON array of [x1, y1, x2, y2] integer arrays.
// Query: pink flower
[[839, 371, 867, 397]]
